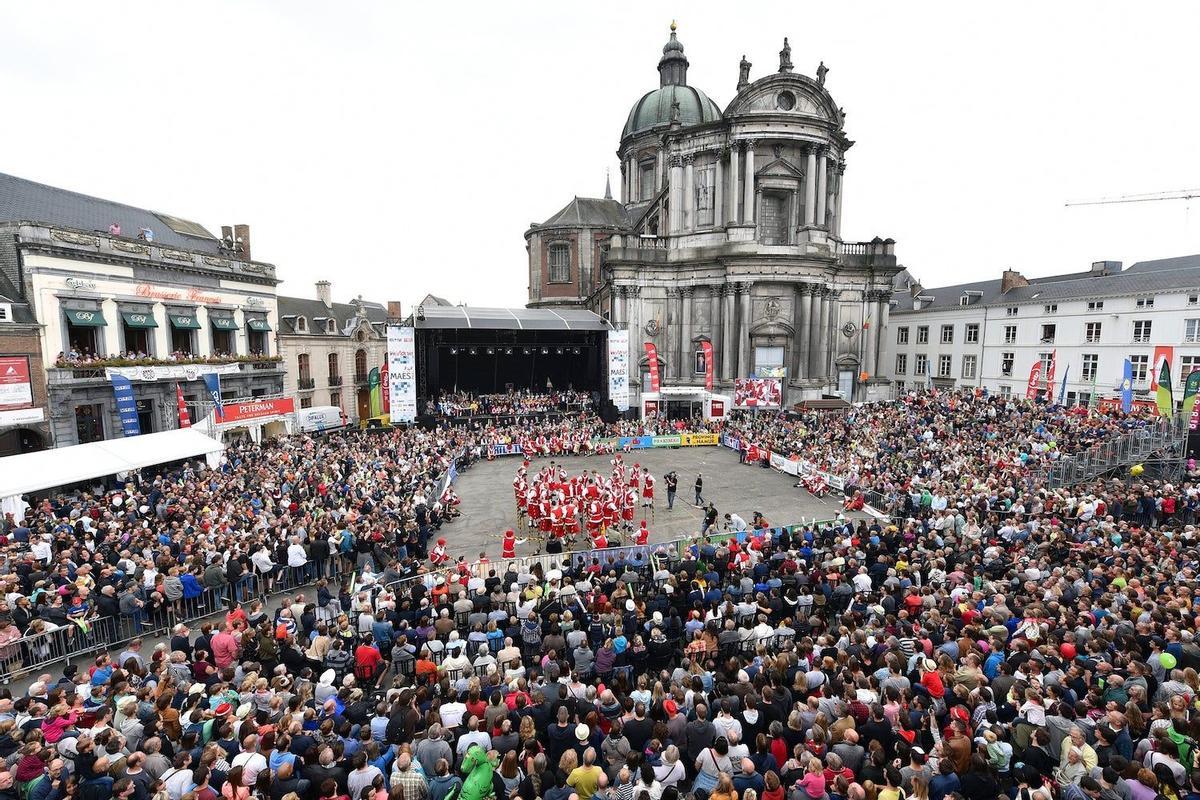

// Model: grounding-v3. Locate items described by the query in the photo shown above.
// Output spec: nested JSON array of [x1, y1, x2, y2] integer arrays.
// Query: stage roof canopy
[[415, 305, 611, 332]]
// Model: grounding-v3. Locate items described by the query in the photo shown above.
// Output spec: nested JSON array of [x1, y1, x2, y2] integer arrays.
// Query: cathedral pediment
[[755, 158, 804, 180]]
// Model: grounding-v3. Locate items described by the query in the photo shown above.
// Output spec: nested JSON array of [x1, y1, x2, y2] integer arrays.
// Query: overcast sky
[[4, 2, 1199, 311]]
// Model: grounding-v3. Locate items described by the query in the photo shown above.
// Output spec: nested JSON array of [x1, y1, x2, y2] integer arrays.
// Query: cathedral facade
[[526, 25, 903, 407]]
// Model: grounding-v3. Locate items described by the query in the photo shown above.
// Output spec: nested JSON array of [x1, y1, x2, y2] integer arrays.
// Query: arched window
[[355, 349, 367, 382], [548, 243, 570, 283]]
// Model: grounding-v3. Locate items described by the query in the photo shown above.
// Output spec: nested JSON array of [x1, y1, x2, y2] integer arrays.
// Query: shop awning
[[120, 311, 158, 329], [210, 316, 238, 330], [246, 318, 271, 331], [65, 309, 106, 327], [168, 313, 202, 330]]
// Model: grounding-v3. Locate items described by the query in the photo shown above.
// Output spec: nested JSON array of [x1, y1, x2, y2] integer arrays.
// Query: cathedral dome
[[622, 84, 723, 139], [621, 23, 722, 141]]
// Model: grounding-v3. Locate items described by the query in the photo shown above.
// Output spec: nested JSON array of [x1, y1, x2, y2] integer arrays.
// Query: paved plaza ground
[[443, 445, 850, 559]]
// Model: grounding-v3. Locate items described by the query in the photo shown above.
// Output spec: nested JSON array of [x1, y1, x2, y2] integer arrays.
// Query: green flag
[[1088, 368, 1099, 410], [368, 367, 382, 418], [1182, 370, 1200, 421], [1156, 359, 1175, 417]]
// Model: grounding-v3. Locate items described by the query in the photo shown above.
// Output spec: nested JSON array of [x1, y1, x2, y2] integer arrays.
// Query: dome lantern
[[658, 21, 689, 87]]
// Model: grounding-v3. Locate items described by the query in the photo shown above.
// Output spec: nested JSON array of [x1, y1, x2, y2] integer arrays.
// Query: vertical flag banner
[[1057, 364, 1070, 406], [368, 367, 382, 418], [202, 373, 224, 422], [1151, 346, 1174, 391], [607, 330, 630, 411], [701, 340, 714, 392], [1120, 358, 1133, 413], [1088, 368, 1099, 410], [1156, 359, 1175, 417], [176, 383, 191, 428], [643, 342, 660, 393], [1183, 370, 1200, 429], [111, 375, 141, 436], [381, 364, 390, 414], [1025, 361, 1042, 400], [1045, 350, 1057, 394], [387, 326, 417, 423]]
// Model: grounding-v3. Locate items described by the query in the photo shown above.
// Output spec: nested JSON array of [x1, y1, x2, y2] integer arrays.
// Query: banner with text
[[105, 362, 242, 382], [608, 330, 629, 411], [0, 356, 33, 410], [643, 342, 660, 393], [110, 375, 141, 437], [387, 326, 417, 423]]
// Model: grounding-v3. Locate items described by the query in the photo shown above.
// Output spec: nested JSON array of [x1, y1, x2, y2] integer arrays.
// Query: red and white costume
[[430, 538, 450, 566], [641, 472, 655, 505], [501, 529, 526, 559], [635, 521, 650, 546]]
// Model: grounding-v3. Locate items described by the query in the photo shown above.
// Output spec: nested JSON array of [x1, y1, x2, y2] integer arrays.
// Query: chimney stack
[[316, 280, 333, 308], [1000, 269, 1029, 293], [232, 223, 251, 260], [387, 301, 403, 320]]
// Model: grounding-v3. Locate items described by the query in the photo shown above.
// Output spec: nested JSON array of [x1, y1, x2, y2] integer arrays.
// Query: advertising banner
[[105, 362, 241, 382], [176, 384, 191, 428], [111, 374, 141, 436], [202, 373, 224, 422], [643, 342, 660, 393], [1044, 350, 1057, 395], [643, 400, 658, 416], [388, 326, 417, 423], [681, 433, 719, 446], [711, 399, 725, 418], [488, 443, 525, 457], [1183, 371, 1200, 429], [1120, 359, 1133, 413], [608, 330, 630, 411], [0, 356, 33, 410], [368, 367, 382, 418], [652, 435, 681, 447], [1152, 346, 1174, 391], [701, 340, 714, 392], [733, 378, 782, 408], [381, 364, 390, 414], [216, 397, 295, 425], [618, 435, 654, 450], [1025, 361, 1042, 400]]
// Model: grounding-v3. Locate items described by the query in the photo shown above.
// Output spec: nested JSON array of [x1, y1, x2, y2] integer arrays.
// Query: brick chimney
[[387, 301, 403, 320], [315, 280, 333, 308], [1001, 268, 1029, 293], [232, 224, 251, 260]]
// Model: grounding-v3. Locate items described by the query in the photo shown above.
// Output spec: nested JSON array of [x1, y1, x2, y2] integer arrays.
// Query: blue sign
[[617, 435, 654, 450], [203, 373, 224, 421], [111, 375, 141, 437], [1121, 359, 1133, 413]]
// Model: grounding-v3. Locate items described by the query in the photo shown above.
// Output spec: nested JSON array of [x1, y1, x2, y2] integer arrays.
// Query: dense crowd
[[3, 392, 1200, 800], [54, 352, 272, 368], [431, 393, 593, 419]]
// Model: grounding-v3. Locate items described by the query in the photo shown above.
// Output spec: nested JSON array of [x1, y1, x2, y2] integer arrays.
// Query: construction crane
[[1065, 189, 1200, 207]]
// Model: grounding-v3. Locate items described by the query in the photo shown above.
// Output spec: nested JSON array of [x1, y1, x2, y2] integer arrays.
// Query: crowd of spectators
[[431, 392, 593, 419], [54, 351, 276, 368], [1, 391, 1199, 800]]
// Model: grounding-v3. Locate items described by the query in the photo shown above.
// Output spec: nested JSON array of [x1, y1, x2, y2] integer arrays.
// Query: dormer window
[[326, 319, 336, 334], [296, 317, 307, 332]]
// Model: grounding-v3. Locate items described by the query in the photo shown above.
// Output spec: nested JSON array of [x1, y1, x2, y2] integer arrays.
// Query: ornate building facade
[[527, 25, 903, 405]]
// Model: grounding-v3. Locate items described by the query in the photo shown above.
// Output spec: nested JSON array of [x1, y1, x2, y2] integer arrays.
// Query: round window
[[776, 91, 796, 111]]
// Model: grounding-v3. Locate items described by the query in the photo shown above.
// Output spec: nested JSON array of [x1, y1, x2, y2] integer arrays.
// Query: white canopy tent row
[[0, 427, 225, 518]]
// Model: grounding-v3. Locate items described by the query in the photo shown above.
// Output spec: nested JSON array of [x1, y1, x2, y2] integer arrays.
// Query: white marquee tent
[[0, 428, 225, 517]]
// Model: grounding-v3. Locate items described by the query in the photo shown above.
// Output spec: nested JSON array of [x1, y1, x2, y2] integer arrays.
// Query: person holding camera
[[664, 471, 678, 510]]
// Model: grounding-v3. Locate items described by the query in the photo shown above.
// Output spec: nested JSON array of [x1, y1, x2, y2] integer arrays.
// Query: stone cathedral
[[526, 24, 903, 406]]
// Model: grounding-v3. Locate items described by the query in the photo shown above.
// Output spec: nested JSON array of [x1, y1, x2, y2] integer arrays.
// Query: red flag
[[644, 342, 660, 392], [1045, 350, 1057, 393], [701, 340, 714, 392], [381, 363, 390, 413], [176, 383, 191, 428], [1025, 361, 1043, 400]]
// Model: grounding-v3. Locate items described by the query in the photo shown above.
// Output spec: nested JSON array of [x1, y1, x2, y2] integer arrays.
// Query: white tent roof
[[0, 428, 225, 499]]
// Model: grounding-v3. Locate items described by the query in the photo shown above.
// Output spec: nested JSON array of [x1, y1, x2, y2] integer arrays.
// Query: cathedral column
[[613, 286, 626, 328], [816, 288, 831, 381], [683, 155, 695, 232], [807, 283, 822, 376], [728, 145, 740, 223], [713, 150, 724, 227], [708, 286, 721, 377], [742, 140, 756, 226], [863, 290, 878, 380], [793, 284, 811, 380], [804, 146, 818, 227], [875, 291, 891, 381], [656, 148, 666, 192], [680, 287, 694, 378], [833, 162, 845, 238], [669, 288, 684, 380], [721, 284, 736, 382], [667, 155, 683, 234], [738, 283, 752, 378], [816, 149, 829, 229]]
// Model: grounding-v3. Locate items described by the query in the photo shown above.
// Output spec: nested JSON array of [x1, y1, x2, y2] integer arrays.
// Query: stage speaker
[[416, 414, 438, 431], [598, 400, 619, 424]]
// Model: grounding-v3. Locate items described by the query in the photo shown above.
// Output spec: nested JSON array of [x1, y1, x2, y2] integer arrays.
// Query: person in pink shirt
[[210, 623, 239, 669]]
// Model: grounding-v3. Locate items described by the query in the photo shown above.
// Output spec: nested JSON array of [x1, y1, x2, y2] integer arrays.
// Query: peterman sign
[[216, 397, 295, 425]]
